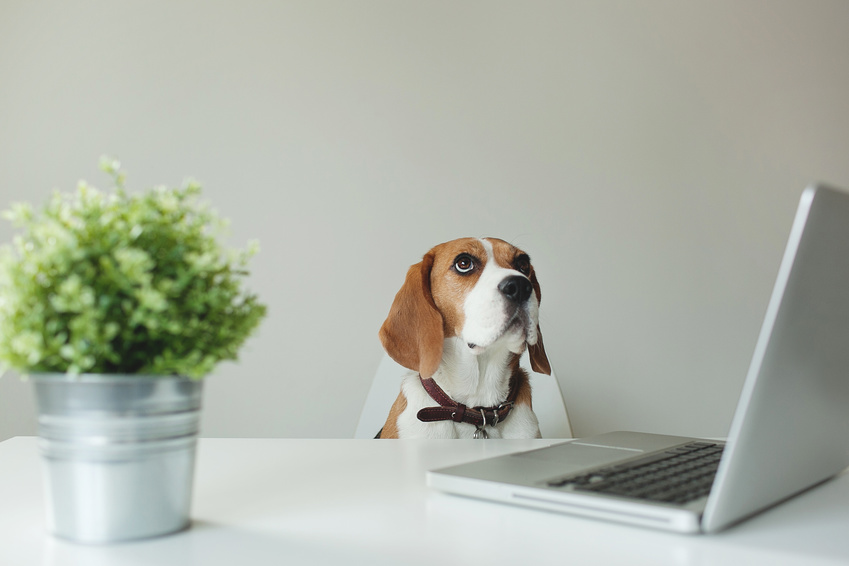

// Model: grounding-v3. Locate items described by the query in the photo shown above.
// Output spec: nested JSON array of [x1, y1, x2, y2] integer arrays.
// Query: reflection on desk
[[1, 437, 847, 566]]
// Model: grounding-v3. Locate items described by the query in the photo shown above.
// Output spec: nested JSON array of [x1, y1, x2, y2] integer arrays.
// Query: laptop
[[427, 184, 849, 534]]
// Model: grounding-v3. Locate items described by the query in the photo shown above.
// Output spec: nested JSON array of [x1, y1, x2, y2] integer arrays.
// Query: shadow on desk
[[709, 468, 849, 562], [423, 469, 849, 566], [43, 520, 399, 566]]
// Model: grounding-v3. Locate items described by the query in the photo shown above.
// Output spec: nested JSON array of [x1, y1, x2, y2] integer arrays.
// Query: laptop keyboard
[[546, 441, 725, 505]]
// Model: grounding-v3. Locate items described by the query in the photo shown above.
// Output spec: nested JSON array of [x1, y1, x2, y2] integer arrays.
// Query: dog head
[[379, 237, 550, 378]]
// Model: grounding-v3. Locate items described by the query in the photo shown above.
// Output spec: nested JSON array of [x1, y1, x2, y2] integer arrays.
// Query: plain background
[[1, 1, 848, 442]]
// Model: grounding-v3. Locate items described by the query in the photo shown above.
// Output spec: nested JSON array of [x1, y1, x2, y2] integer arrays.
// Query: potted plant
[[0, 157, 267, 543]]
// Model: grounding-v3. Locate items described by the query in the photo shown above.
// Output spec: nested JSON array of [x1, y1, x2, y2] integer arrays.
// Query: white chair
[[355, 352, 573, 439]]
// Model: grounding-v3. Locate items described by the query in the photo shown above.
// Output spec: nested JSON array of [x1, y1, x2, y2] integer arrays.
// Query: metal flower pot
[[31, 374, 203, 544]]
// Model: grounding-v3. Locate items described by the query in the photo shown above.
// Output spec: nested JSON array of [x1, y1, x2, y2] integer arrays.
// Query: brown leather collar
[[416, 375, 519, 428]]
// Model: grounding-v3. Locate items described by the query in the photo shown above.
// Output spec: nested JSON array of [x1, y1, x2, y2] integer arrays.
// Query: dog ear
[[379, 251, 444, 378], [528, 325, 551, 375], [527, 267, 551, 375]]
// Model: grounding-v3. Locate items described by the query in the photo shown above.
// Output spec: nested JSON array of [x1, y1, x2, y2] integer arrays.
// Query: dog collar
[[416, 375, 519, 433]]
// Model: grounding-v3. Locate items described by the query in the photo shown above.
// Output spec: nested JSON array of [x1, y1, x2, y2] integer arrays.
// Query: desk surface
[[1, 437, 848, 566]]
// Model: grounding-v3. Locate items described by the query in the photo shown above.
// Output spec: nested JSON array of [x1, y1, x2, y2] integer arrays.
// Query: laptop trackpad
[[512, 441, 641, 471]]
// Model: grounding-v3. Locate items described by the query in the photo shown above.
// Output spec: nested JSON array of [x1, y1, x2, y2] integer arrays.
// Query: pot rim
[[28, 373, 197, 383]]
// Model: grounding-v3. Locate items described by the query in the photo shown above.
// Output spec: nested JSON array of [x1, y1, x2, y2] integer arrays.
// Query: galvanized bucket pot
[[31, 374, 203, 544]]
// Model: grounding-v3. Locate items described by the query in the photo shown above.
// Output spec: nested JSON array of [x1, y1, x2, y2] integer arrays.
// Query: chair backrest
[[354, 352, 573, 439]]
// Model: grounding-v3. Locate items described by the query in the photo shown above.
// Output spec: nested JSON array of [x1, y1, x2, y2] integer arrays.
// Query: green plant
[[0, 157, 267, 378]]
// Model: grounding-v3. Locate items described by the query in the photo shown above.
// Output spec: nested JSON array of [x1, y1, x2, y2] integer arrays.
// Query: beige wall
[[2, 1, 848, 440]]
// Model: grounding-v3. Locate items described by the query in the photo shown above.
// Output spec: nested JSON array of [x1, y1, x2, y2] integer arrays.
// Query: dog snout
[[498, 275, 532, 304]]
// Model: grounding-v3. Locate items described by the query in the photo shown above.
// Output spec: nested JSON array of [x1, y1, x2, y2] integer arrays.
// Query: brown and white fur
[[377, 237, 551, 439]]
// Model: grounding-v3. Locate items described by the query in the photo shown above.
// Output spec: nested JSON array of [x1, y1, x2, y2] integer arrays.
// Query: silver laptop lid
[[703, 184, 849, 532]]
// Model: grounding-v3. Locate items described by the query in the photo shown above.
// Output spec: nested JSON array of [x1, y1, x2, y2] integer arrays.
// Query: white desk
[[1, 437, 848, 565]]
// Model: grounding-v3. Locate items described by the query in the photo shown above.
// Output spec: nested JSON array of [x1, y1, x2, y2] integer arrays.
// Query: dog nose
[[499, 275, 532, 303]]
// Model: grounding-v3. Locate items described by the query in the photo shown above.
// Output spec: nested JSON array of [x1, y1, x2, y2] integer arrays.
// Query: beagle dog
[[377, 237, 551, 439]]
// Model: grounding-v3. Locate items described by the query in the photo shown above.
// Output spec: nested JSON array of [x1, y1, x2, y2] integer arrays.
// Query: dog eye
[[514, 255, 531, 276], [454, 255, 475, 274]]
